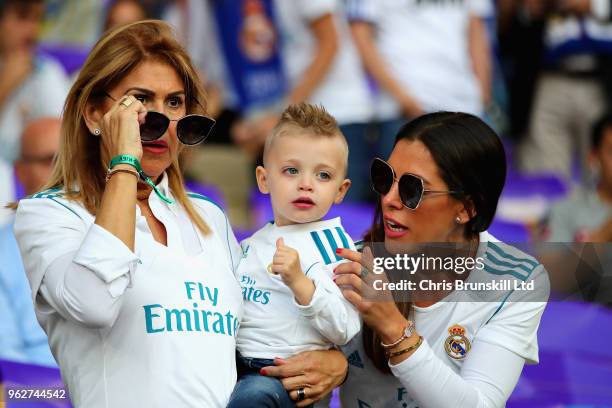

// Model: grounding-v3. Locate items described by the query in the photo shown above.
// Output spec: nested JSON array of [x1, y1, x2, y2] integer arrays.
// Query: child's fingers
[[270, 264, 285, 275], [273, 252, 288, 264], [276, 237, 285, 249]]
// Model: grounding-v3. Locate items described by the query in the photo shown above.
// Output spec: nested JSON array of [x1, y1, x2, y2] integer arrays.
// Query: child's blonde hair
[[263, 103, 349, 173]]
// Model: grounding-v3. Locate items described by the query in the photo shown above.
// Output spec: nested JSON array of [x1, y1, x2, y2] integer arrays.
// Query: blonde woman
[[13, 21, 345, 407]]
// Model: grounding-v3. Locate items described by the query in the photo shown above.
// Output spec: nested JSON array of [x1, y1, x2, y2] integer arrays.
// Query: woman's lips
[[142, 140, 168, 154], [292, 196, 315, 209], [383, 215, 409, 238]]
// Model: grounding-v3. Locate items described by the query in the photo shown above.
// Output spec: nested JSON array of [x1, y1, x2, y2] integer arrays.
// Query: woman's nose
[[146, 99, 164, 113], [381, 181, 403, 210]]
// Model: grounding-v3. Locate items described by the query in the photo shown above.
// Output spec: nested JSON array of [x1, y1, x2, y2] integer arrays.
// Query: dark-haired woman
[[334, 112, 549, 407]]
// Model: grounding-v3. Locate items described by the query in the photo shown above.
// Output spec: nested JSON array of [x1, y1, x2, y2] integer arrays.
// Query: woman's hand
[[261, 349, 348, 407], [334, 247, 409, 344], [99, 95, 147, 161]]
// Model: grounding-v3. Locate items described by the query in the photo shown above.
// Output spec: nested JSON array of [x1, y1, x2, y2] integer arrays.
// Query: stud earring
[[93, 128, 101, 135], [455, 216, 462, 224]]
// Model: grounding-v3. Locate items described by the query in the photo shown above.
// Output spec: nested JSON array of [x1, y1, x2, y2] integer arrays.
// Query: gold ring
[[120, 97, 133, 107]]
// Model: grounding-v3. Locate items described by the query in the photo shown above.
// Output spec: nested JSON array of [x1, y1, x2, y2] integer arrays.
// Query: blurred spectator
[[497, 0, 547, 142], [547, 112, 612, 242], [346, 0, 492, 156], [518, 0, 612, 181], [231, 0, 374, 201], [0, 117, 61, 367], [165, 1, 374, 200], [104, 0, 147, 31], [163, 0, 229, 122], [0, 0, 69, 164], [274, 0, 374, 201], [0, 159, 13, 226], [14, 117, 61, 195]]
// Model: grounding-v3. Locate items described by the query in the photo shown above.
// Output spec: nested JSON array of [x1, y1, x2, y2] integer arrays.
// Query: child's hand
[[271, 238, 303, 286], [272, 238, 315, 305]]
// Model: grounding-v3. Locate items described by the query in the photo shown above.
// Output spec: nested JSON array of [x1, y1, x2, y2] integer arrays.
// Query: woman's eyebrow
[[124, 87, 185, 97], [125, 87, 154, 95]]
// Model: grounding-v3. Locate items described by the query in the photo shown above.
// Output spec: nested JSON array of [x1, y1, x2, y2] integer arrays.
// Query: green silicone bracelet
[[109, 154, 141, 171], [108, 154, 174, 205]]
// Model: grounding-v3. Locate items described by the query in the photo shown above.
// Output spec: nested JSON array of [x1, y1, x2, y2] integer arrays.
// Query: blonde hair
[[263, 102, 349, 172], [18, 20, 211, 234]]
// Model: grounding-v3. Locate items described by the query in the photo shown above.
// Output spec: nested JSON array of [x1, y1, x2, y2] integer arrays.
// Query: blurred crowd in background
[[0, 0, 611, 367]]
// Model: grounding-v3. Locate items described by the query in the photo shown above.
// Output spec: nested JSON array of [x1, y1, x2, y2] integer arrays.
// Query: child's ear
[[334, 178, 351, 204], [255, 166, 269, 194]]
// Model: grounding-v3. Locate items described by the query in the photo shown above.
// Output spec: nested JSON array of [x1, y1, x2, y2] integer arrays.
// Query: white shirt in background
[[236, 218, 361, 359], [273, 0, 373, 125], [346, 0, 491, 120], [13, 175, 244, 407], [0, 57, 69, 163], [162, 0, 239, 109], [0, 159, 14, 226]]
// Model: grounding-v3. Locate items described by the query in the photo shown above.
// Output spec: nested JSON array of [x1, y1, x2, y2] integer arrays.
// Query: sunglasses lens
[[370, 159, 394, 196], [176, 115, 215, 145], [398, 174, 423, 210], [140, 112, 169, 142]]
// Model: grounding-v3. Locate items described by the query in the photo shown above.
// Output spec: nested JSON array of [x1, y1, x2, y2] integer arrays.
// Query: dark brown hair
[[362, 111, 506, 374]]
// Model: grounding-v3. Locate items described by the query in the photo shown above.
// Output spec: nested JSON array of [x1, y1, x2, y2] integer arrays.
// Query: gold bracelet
[[105, 167, 139, 182], [386, 335, 423, 359]]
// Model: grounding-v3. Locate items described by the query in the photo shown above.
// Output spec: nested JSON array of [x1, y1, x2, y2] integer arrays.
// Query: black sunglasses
[[370, 158, 461, 210], [103, 93, 216, 145]]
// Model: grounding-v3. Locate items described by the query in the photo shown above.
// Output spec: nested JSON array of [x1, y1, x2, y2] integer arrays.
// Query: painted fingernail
[[260, 368, 267, 375], [335, 248, 342, 254]]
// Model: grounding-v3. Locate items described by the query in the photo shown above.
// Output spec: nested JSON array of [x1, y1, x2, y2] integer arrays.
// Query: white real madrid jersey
[[13, 176, 244, 408], [236, 217, 361, 359], [339, 231, 549, 407]]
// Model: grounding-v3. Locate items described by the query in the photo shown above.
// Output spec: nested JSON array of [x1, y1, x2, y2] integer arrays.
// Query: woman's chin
[[140, 160, 171, 180], [141, 166, 165, 181]]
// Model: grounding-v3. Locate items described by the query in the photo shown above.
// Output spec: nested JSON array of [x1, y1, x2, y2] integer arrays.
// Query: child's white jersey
[[236, 218, 361, 359]]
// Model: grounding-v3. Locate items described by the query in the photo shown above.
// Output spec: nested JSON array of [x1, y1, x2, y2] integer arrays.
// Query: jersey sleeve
[[476, 264, 550, 364], [345, 0, 381, 24], [297, 0, 338, 22], [467, 0, 494, 18], [307, 223, 356, 269], [291, 223, 360, 345], [294, 262, 361, 345], [389, 336, 527, 407], [14, 195, 141, 328]]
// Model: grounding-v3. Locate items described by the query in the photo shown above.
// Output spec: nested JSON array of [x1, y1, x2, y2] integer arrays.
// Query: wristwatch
[[380, 321, 415, 349]]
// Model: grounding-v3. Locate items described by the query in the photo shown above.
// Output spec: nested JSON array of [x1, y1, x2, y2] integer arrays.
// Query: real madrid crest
[[444, 324, 471, 360]]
